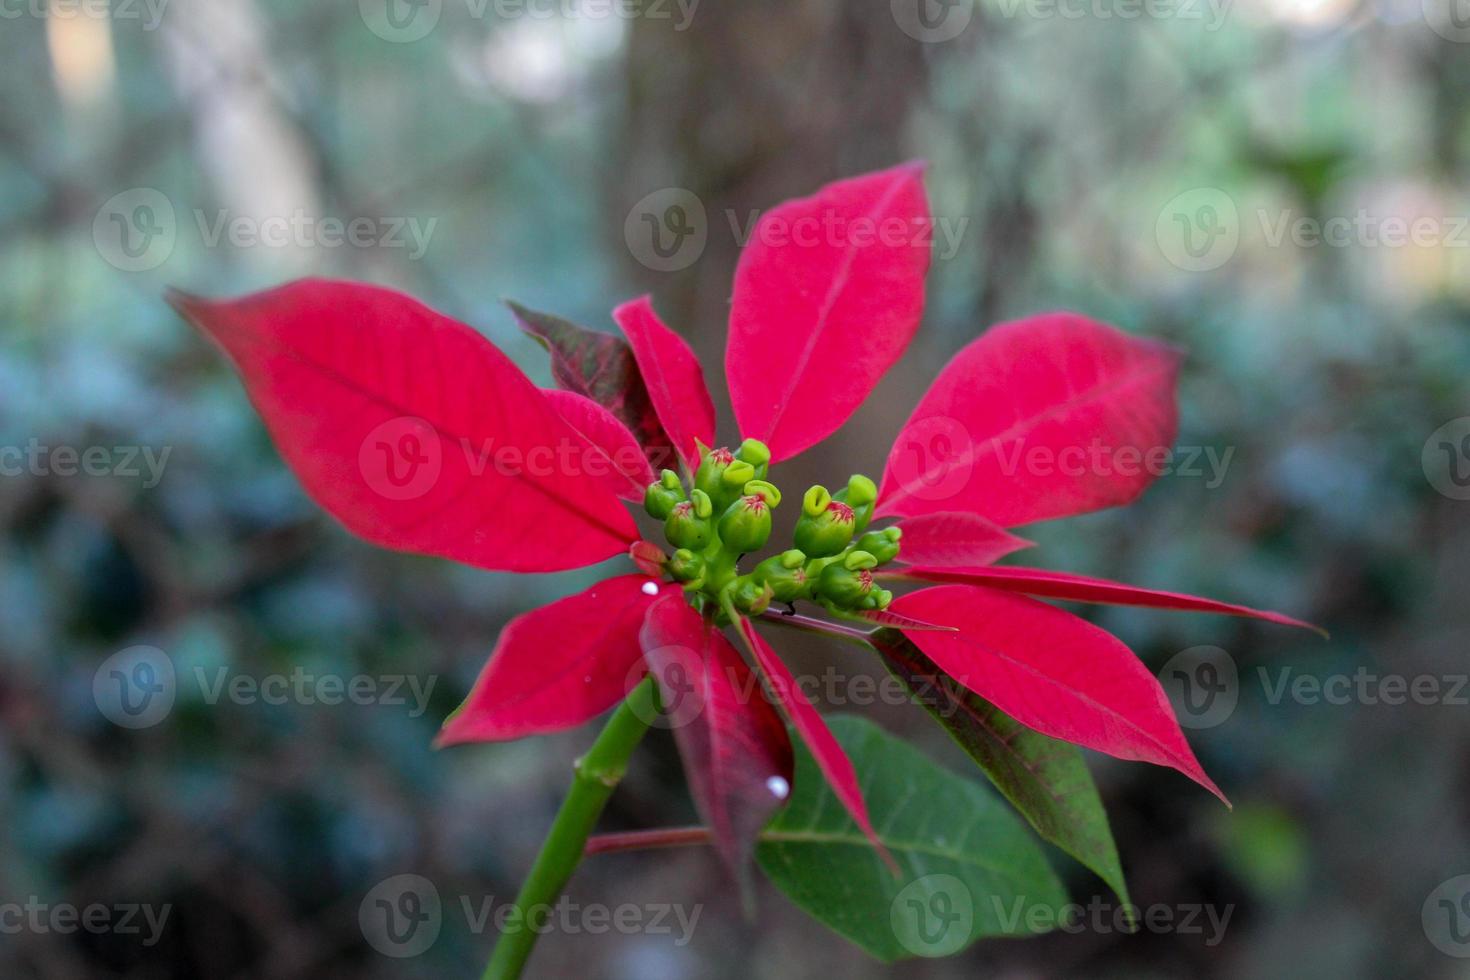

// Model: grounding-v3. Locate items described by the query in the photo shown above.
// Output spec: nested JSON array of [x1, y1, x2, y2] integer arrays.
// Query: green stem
[[479, 676, 660, 980]]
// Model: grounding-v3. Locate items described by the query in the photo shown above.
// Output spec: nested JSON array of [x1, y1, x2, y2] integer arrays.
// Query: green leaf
[[871, 628, 1130, 908], [506, 300, 678, 472], [757, 714, 1067, 961]]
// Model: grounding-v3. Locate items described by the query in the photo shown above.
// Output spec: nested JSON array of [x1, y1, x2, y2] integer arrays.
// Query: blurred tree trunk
[[612, 1, 930, 416]]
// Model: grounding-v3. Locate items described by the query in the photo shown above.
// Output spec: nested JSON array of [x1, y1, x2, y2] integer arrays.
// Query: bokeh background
[[3, 0, 1469, 976]]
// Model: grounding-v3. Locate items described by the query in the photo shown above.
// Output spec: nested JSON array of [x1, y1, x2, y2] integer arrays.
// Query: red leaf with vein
[[542, 388, 656, 502], [732, 618, 894, 870], [170, 279, 637, 572], [852, 608, 957, 631], [891, 585, 1226, 803], [436, 575, 667, 746], [892, 512, 1033, 567], [613, 296, 715, 472], [640, 596, 793, 880], [509, 300, 678, 473], [727, 162, 931, 463], [891, 565, 1321, 633], [877, 313, 1183, 526]]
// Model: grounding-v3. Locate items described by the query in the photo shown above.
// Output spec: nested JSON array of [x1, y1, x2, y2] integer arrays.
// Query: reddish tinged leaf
[[892, 512, 1033, 567], [541, 388, 656, 502], [509, 300, 679, 473], [731, 619, 894, 871], [869, 628, 1131, 906], [727, 162, 931, 463], [640, 596, 793, 881], [436, 576, 667, 746], [876, 313, 1183, 527], [890, 565, 1321, 633], [612, 296, 716, 472], [890, 585, 1226, 803], [851, 608, 957, 631], [628, 540, 667, 577], [170, 279, 637, 572]]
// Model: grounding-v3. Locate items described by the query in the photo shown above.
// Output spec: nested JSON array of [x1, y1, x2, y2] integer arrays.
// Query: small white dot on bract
[[641, 581, 659, 596], [766, 775, 790, 799]]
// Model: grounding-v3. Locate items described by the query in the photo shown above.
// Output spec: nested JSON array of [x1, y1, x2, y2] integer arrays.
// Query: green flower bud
[[694, 447, 741, 512], [871, 588, 893, 610], [667, 548, 706, 586], [752, 549, 810, 603], [717, 493, 773, 554], [735, 438, 771, 480], [643, 469, 686, 519], [843, 549, 878, 570], [743, 479, 781, 507], [834, 474, 879, 534], [794, 498, 856, 558], [727, 574, 774, 616], [721, 459, 757, 488], [802, 484, 832, 517], [665, 491, 714, 549], [816, 561, 874, 608], [854, 526, 902, 565]]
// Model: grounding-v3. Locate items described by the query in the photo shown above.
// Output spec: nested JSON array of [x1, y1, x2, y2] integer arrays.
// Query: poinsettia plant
[[169, 163, 1315, 977]]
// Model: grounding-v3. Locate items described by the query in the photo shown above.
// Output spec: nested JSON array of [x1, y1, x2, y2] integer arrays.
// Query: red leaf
[[436, 575, 667, 745], [877, 313, 1183, 527], [170, 279, 638, 572], [891, 585, 1226, 803], [640, 596, 793, 880], [612, 296, 716, 472], [851, 608, 957, 631], [892, 511, 1033, 567], [726, 162, 931, 463], [732, 618, 894, 871], [542, 388, 656, 502], [891, 565, 1321, 633], [509, 301, 679, 473], [628, 540, 667, 577]]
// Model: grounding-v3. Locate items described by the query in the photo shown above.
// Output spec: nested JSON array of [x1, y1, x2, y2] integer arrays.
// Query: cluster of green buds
[[644, 441, 903, 622]]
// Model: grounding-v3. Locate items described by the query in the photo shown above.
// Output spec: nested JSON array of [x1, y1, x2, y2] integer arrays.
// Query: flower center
[[642, 440, 901, 621]]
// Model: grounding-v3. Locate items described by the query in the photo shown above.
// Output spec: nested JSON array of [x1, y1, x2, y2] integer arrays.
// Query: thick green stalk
[[480, 676, 660, 980]]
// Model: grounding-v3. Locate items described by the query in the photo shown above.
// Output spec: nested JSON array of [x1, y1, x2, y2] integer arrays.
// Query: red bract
[[172, 163, 1315, 885]]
